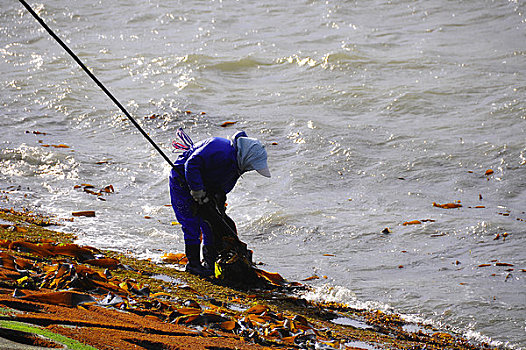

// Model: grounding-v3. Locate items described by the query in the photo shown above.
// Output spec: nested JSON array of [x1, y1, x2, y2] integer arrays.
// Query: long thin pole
[[18, 0, 175, 168]]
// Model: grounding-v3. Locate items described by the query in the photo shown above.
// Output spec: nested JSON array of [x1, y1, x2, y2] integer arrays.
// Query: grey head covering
[[236, 137, 271, 177]]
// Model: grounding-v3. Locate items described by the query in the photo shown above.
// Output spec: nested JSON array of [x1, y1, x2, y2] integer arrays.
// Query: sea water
[[1, 0, 525, 348]]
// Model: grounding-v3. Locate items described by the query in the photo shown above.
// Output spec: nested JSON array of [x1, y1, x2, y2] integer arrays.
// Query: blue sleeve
[[184, 145, 206, 191]]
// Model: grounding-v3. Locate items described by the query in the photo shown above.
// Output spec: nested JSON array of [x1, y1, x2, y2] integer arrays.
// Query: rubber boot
[[185, 244, 211, 277], [202, 245, 217, 274]]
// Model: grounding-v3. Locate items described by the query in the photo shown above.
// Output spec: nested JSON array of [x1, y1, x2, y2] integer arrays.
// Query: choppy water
[[1, 0, 525, 348]]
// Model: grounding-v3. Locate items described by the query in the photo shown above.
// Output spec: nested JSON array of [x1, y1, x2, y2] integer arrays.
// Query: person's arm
[[184, 148, 210, 204], [184, 149, 205, 192]]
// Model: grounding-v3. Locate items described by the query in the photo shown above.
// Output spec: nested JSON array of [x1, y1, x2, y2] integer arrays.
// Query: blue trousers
[[169, 173, 213, 246]]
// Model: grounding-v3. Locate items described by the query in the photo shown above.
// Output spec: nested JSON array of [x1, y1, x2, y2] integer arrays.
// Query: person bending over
[[169, 129, 270, 276]]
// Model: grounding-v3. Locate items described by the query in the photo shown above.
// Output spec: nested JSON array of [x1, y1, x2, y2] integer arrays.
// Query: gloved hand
[[190, 189, 209, 205]]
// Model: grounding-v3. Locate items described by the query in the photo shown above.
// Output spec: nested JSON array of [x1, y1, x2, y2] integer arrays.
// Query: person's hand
[[190, 190, 209, 205]]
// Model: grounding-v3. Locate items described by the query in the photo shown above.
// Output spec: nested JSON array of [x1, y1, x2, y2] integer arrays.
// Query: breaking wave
[[300, 283, 392, 313]]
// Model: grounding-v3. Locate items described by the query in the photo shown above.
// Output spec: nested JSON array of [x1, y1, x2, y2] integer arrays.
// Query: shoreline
[[0, 207, 501, 350]]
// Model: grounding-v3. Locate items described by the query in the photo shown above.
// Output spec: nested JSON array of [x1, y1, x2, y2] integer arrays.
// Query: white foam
[[300, 283, 521, 350], [299, 283, 392, 313]]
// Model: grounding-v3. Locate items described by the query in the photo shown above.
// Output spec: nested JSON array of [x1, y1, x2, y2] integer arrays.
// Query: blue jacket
[[171, 131, 247, 194]]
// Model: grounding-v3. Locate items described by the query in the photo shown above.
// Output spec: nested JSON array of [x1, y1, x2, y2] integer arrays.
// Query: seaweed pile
[[0, 208, 501, 350]]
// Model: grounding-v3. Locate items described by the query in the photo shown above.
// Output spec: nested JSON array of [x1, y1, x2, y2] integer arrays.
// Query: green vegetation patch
[[0, 320, 98, 350]]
